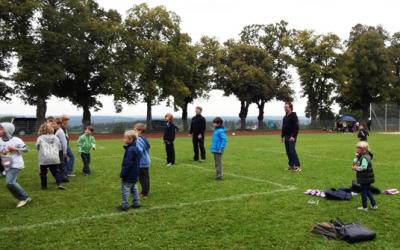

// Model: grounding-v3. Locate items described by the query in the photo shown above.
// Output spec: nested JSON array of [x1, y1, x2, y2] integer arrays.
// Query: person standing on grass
[[281, 102, 301, 172], [134, 123, 151, 198], [52, 118, 69, 182], [0, 122, 31, 208], [210, 117, 227, 181], [61, 115, 75, 177], [190, 106, 207, 162], [352, 141, 377, 211], [358, 123, 369, 142], [77, 126, 96, 176], [118, 130, 141, 212], [36, 123, 65, 190], [164, 113, 178, 167]]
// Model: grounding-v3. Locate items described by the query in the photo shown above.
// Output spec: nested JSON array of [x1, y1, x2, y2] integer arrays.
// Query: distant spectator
[[281, 102, 301, 172], [358, 123, 369, 142], [163, 113, 178, 167], [190, 106, 206, 162]]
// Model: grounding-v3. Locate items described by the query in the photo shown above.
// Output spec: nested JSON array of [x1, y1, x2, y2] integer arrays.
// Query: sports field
[[0, 133, 399, 249]]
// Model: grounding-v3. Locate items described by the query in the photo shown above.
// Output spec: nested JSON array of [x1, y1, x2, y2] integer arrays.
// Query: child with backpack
[[352, 141, 377, 211], [163, 113, 178, 167], [77, 126, 96, 176], [36, 123, 65, 190], [0, 122, 31, 208], [134, 123, 151, 198], [210, 117, 227, 180]]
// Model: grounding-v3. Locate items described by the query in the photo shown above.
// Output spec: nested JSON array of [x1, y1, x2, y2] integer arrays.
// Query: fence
[[370, 103, 400, 132]]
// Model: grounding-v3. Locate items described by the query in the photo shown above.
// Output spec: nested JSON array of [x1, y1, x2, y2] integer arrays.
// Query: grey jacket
[[55, 128, 68, 155], [36, 135, 61, 166]]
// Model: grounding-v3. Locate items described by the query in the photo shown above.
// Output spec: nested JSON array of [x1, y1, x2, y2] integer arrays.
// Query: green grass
[[0, 133, 399, 249]]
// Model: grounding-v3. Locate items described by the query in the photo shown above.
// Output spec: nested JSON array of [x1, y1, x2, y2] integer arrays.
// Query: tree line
[[1, 1, 400, 130]]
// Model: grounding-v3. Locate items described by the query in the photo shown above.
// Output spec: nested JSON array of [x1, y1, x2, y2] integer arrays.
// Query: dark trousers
[[284, 138, 300, 168], [81, 153, 91, 175], [165, 142, 175, 164], [58, 151, 68, 181], [361, 183, 377, 208], [40, 164, 62, 188], [139, 168, 150, 196], [192, 134, 206, 161]]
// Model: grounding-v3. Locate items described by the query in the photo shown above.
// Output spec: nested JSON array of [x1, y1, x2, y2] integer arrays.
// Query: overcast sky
[[2, 0, 399, 118]]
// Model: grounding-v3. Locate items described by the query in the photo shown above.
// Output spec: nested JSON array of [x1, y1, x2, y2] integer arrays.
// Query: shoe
[[131, 205, 141, 209], [67, 174, 76, 177], [16, 197, 32, 208], [293, 167, 302, 172], [287, 166, 292, 171], [58, 185, 66, 190], [166, 163, 173, 167], [371, 205, 378, 210], [215, 177, 223, 181], [140, 194, 148, 199], [116, 206, 129, 212], [357, 207, 368, 211], [199, 159, 205, 162], [83, 174, 89, 177]]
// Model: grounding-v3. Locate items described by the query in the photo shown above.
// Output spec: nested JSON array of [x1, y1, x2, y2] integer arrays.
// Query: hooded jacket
[[120, 143, 140, 183], [0, 122, 28, 170], [210, 126, 227, 153], [36, 134, 62, 166]]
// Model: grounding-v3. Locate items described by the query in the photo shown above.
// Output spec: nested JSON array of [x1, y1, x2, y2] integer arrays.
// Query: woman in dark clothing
[[164, 113, 178, 167], [281, 102, 301, 172]]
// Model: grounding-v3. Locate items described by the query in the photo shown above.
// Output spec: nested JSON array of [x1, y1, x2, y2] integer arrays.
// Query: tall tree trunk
[[36, 96, 47, 125], [82, 105, 91, 128], [146, 100, 153, 131], [257, 101, 267, 130], [310, 107, 318, 129], [181, 100, 189, 132], [362, 107, 369, 123], [239, 100, 250, 130]]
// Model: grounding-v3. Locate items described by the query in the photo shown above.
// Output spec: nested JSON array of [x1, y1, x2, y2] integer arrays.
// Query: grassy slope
[[0, 133, 399, 249]]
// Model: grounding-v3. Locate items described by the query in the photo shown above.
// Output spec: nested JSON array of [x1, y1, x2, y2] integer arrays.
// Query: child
[[134, 123, 151, 198], [163, 113, 178, 167], [210, 117, 227, 180], [118, 130, 141, 211], [0, 122, 31, 208], [51, 118, 69, 183], [77, 126, 96, 176], [352, 141, 377, 211], [61, 115, 75, 177], [357, 123, 369, 142], [36, 123, 65, 190]]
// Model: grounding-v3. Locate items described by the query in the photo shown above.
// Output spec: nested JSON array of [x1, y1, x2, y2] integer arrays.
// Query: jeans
[[5, 168, 29, 201], [165, 142, 175, 164], [284, 138, 301, 168], [121, 181, 140, 209], [361, 183, 377, 208], [65, 146, 75, 175], [192, 134, 206, 161], [58, 151, 68, 181], [213, 153, 223, 178], [139, 168, 150, 196], [40, 165, 62, 188], [81, 153, 91, 175]]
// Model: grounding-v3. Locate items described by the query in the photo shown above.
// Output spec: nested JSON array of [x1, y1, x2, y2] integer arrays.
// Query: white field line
[[0, 187, 295, 233]]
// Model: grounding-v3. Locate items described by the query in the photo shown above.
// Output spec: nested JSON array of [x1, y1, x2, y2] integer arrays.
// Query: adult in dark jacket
[[281, 102, 301, 172], [163, 113, 178, 166], [190, 106, 206, 161], [118, 130, 141, 211]]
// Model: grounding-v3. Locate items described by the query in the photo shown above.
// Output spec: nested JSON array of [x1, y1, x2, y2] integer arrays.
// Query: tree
[[241, 21, 293, 129], [215, 40, 273, 130], [336, 25, 394, 120], [291, 30, 342, 127], [121, 4, 189, 131], [389, 32, 400, 103], [0, 0, 14, 100], [54, 0, 123, 127]]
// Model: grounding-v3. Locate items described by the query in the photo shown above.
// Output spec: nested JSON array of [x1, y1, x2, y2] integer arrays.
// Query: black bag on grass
[[351, 180, 381, 194], [324, 188, 352, 200], [332, 219, 376, 243]]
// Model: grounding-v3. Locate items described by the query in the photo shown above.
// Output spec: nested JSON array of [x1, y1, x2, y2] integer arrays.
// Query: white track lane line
[[0, 187, 296, 232]]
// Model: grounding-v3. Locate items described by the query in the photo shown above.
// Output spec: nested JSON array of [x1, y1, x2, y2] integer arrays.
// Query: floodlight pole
[[369, 103, 372, 120], [385, 103, 388, 132]]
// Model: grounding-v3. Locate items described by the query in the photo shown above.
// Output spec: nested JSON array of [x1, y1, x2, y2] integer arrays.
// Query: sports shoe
[[371, 205, 378, 210], [357, 207, 368, 211], [16, 197, 32, 208], [58, 185, 66, 190], [116, 206, 129, 212], [166, 163, 173, 167], [199, 159, 205, 162], [215, 177, 223, 181], [293, 167, 302, 172], [287, 166, 292, 171], [131, 205, 141, 209], [67, 174, 76, 177]]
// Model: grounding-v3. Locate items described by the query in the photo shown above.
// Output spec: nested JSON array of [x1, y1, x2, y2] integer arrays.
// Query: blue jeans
[[361, 184, 376, 208], [284, 138, 300, 168], [121, 182, 140, 209], [81, 153, 91, 175], [65, 146, 75, 175], [6, 168, 29, 201]]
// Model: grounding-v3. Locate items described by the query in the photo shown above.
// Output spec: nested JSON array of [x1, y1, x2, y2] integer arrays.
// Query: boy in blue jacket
[[134, 123, 151, 198], [118, 130, 141, 212], [211, 117, 227, 180]]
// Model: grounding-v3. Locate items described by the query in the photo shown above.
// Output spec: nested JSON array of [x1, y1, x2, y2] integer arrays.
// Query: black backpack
[[332, 219, 376, 243]]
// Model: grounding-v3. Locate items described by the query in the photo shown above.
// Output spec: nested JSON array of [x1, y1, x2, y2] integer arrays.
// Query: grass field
[[0, 132, 399, 249]]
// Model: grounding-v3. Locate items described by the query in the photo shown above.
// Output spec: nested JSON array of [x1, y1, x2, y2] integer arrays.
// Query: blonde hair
[[133, 123, 146, 133], [356, 141, 370, 152], [38, 123, 54, 135], [124, 130, 138, 142], [165, 113, 173, 121]]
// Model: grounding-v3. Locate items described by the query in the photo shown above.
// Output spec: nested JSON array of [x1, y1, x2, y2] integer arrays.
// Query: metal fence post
[[385, 103, 388, 132]]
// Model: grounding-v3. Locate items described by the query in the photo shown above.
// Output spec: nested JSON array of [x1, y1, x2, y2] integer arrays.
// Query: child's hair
[[85, 125, 94, 133], [134, 123, 146, 133], [196, 106, 203, 112], [47, 116, 55, 123], [213, 117, 223, 126], [285, 102, 294, 111], [165, 113, 173, 121], [54, 118, 63, 125], [38, 123, 54, 135], [124, 130, 138, 142], [356, 141, 369, 152]]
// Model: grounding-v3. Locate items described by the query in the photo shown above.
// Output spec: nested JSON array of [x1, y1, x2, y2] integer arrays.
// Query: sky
[[2, 0, 400, 118]]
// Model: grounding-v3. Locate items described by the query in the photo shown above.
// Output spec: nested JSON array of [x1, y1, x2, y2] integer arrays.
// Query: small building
[[0, 116, 38, 135]]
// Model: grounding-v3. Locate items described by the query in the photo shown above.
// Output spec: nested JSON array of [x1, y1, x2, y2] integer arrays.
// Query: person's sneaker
[[215, 177, 223, 181], [166, 163, 173, 167], [67, 174, 76, 177], [357, 207, 368, 211], [83, 173, 89, 177], [58, 185, 66, 190], [371, 205, 378, 210], [131, 205, 141, 209], [116, 206, 129, 212], [293, 167, 302, 172], [16, 197, 32, 208], [199, 159, 205, 162], [287, 166, 292, 171]]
